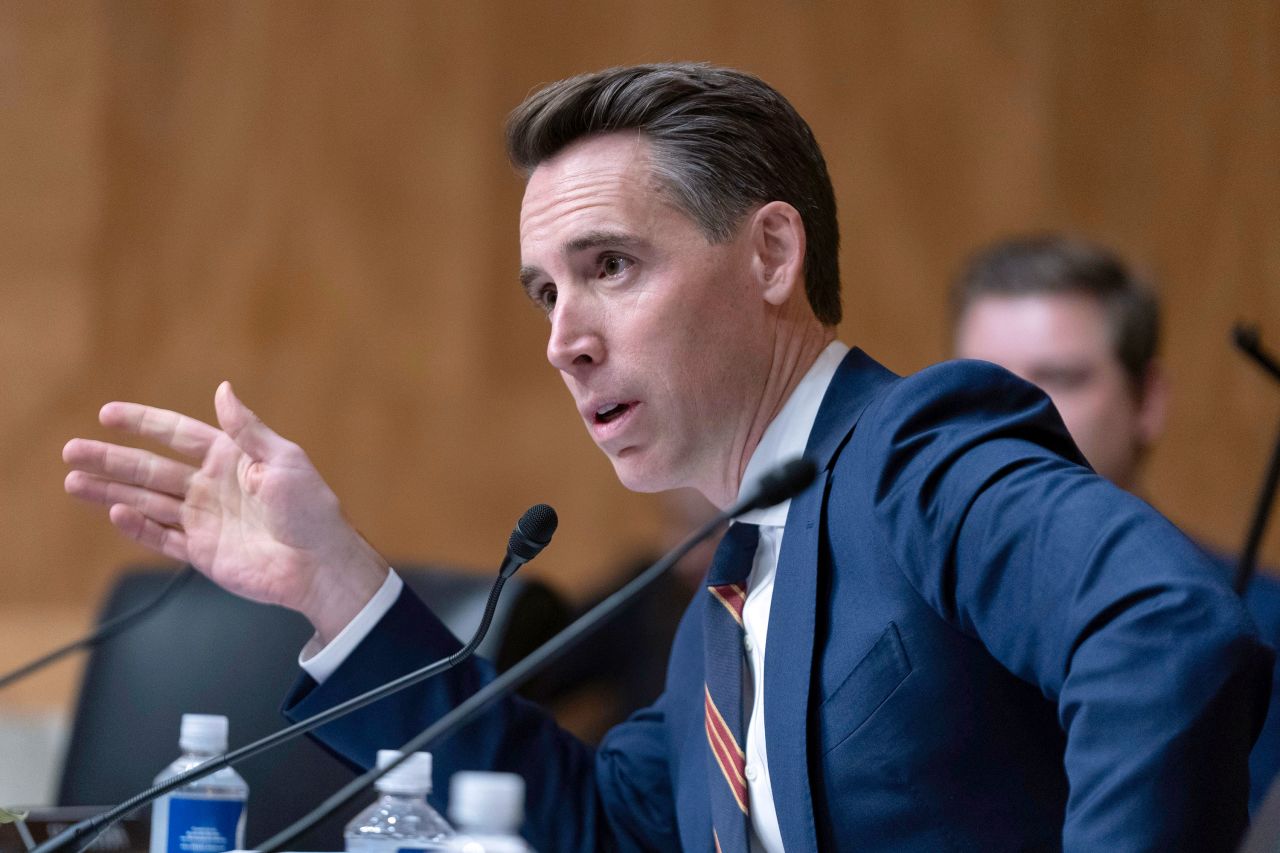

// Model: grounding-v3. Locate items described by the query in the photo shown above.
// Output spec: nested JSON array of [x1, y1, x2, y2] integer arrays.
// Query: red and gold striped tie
[[703, 521, 759, 853]]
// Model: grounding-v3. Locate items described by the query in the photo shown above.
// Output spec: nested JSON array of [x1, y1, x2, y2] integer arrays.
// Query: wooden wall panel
[[1, 3, 1277, 686]]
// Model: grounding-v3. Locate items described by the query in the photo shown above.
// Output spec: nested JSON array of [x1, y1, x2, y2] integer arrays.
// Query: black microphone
[[256, 459, 817, 853], [500, 502, 558, 578], [33, 505, 557, 853], [1234, 323, 1280, 385], [0, 566, 196, 692]]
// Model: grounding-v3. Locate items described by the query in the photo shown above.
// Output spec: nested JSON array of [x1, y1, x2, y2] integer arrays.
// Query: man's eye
[[536, 285, 557, 312], [600, 255, 633, 278]]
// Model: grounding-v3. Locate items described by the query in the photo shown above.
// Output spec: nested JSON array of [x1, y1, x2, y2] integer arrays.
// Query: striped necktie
[[703, 521, 760, 853]]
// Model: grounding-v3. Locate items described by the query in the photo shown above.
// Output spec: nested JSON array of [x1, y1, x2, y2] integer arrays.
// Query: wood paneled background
[[1, 0, 1277, 717]]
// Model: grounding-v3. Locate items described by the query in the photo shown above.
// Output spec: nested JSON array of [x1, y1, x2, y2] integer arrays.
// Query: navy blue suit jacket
[[1246, 574, 1280, 811], [1185, 544, 1280, 812], [286, 350, 1272, 851]]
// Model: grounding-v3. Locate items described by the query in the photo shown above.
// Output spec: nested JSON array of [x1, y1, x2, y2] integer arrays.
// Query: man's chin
[[608, 451, 678, 495]]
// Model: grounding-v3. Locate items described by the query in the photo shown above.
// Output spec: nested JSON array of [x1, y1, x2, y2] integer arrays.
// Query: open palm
[[64, 382, 387, 639]]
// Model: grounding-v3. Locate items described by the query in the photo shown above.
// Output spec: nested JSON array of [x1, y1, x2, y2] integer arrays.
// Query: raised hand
[[63, 381, 389, 644]]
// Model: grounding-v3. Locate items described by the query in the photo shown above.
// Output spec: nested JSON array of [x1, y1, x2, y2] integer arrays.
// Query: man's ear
[[1135, 360, 1169, 447], [748, 201, 806, 306]]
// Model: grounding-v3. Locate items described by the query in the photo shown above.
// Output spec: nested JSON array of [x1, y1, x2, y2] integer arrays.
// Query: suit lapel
[[763, 348, 897, 849]]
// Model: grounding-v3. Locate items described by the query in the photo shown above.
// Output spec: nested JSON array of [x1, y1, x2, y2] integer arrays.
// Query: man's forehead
[[959, 293, 1117, 363], [965, 292, 1110, 331], [518, 132, 687, 250], [523, 132, 654, 200]]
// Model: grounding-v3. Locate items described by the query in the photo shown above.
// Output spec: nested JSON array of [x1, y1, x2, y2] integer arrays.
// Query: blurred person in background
[[951, 231, 1280, 810]]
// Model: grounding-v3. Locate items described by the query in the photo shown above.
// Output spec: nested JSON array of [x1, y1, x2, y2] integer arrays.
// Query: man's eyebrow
[[564, 230, 648, 254], [519, 265, 543, 294], [1026, 363, 1094, 384]]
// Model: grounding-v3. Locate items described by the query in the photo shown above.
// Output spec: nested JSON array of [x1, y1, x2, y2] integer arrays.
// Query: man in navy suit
[[951, 232, 1280, 812], [64, 64, 1271, 850]]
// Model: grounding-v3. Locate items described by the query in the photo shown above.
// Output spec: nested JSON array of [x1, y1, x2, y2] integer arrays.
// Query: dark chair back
[[57, 564, 568, 850]]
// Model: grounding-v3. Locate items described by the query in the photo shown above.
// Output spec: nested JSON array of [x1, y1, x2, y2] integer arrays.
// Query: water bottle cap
[[179, 714, 229, 753], [448, 771, 524, 830], [375, 749, 434, 794]]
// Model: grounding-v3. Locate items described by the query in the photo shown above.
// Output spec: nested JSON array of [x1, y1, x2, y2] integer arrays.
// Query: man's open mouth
[[594, 402, 632, 424]]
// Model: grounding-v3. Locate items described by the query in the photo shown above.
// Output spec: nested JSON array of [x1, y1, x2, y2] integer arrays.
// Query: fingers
[[64, 470, 185, 525], [215, 381, 295, 463], [98, 402, 221, 458], [108, 504, 189, 563], [62, 439, 196, 497]]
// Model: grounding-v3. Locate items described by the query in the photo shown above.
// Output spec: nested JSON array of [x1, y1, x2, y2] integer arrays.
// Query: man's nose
[[546, 294, 604, 374]]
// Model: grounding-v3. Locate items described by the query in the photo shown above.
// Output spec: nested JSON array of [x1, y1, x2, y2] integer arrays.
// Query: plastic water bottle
[[149, 714, 248, 853], [445, 772, 533, 853], [344, 750, 454, 852]]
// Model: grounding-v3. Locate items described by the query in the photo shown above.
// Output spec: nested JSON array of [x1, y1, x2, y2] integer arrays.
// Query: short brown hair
[[506, 63, 842, 325], [951, 233, 1160, 390]]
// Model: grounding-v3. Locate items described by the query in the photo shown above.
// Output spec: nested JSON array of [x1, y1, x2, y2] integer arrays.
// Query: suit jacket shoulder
[[789, 350, 1270, 850]]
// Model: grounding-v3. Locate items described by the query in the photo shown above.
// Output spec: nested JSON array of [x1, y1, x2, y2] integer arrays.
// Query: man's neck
[[704, 321, 836, 509]]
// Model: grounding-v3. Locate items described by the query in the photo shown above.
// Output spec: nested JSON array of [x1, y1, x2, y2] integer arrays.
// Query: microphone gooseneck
[[1234, 324, 1280, 385], [1232, 324, 1280, 594], [256, 458, 817, 853], [0, 566, 196, 692], [33, 505, 557, 853], [739, 457, 818, 515]]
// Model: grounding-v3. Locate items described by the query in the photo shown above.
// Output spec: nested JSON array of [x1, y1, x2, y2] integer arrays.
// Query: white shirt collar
[[734, 341, 849, 528]]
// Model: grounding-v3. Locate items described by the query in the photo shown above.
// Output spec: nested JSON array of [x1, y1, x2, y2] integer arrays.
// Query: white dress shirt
[[731, 339, 848, 853], [299, 569, 403, 683], [301, 340, 852, 852]]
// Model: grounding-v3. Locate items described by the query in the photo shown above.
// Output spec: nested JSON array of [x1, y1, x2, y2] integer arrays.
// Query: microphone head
[[1234, 322, 1260, 353], [742, 457, 817, 513], [508, 503, 558, 562]]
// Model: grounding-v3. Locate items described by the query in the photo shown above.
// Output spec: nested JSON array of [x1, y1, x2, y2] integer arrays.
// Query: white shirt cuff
[[298, 570, 404, 685]]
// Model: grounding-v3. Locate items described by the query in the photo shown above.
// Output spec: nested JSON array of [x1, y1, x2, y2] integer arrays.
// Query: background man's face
[[954, 292, 1163, 491], [518, 133, 772, 499]]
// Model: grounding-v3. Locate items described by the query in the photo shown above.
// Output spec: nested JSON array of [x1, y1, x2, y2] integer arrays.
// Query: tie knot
[[706, 521, 760, 588]]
